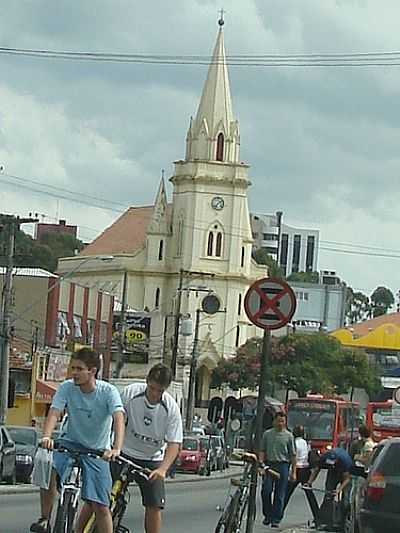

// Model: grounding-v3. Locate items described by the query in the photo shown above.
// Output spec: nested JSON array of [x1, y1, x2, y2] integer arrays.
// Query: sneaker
[[30, 518, 50, 533], [262, 518, 270, 526], [270, 524, 280, 529]]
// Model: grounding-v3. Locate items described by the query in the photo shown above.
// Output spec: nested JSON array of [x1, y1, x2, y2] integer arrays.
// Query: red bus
[[287, 396, 360, 453], [366, 400, 400, 442]]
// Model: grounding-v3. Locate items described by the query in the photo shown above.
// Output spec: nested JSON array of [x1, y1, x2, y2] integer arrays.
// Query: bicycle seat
[[230, 478, 241, 487]]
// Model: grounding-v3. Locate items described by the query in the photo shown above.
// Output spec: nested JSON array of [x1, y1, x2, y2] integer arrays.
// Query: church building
[[58, 20, 267, 403]]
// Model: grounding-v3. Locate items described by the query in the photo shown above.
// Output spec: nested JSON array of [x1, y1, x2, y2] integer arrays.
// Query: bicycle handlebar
[[301, 485, 336, 495], [114, 455, 150, 481]]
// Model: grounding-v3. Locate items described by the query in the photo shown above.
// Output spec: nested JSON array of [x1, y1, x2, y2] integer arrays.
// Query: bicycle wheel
[[215, 491, 241, 533], [53, 490, 76, 533]]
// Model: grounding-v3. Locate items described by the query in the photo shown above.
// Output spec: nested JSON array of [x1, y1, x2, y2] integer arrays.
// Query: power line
[[4, 45, 400, 67], [3, 172, 400, 260]]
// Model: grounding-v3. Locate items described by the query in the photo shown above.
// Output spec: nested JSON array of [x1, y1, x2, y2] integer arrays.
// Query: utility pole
[[114, 270, 128, 378], [170, 269, 215, 379], [0, 214, 38, 424], [185, 308, 201, 432], [171, 268, 184, 379]]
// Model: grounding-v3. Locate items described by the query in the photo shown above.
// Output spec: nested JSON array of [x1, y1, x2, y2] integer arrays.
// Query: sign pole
[[243, 277, 296, 533], [246, 329, 270, 533]]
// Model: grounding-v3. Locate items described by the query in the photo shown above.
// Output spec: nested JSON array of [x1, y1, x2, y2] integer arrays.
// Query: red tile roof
[[349, 312, 400, 337], [80, 206, 154, 256]]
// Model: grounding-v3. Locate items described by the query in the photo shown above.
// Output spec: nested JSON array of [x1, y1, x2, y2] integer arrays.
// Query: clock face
[[211, 196, 224, 210]]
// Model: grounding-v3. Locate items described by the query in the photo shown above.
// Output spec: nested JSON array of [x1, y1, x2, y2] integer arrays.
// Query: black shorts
[[112, 453, 166, 509]]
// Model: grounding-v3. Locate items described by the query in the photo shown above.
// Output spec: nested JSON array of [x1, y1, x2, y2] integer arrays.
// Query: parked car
[[345, 437, 400, 533], [176, 436, 207, 475], [210, 435, 228, 471], [7, 425, 41, 483], [0, 425, 17, 484]]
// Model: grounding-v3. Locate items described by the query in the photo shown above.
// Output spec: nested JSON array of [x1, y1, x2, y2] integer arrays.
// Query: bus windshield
[[372, 405, 400, 429], [287, 401, 336, 440]]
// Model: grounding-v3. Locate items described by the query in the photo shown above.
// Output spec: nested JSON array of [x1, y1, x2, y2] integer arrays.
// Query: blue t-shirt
[[320, 447, 353, 473], [51, 379, 124, 450]]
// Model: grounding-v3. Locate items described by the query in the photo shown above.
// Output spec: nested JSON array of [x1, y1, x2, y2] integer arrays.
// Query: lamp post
[[185, 293, 221, 432]]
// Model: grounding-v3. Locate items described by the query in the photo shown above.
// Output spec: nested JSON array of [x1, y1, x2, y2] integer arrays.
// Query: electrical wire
[[3, 173, 400, 260], [4, 45, 400, 68]]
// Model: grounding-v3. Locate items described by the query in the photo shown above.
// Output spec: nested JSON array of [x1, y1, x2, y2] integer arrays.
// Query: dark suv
[[349, 437, 400, 533], [0, 425, 17, 484]]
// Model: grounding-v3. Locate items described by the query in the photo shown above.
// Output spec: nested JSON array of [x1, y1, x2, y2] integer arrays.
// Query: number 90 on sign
[[126, 329, 146, 342]]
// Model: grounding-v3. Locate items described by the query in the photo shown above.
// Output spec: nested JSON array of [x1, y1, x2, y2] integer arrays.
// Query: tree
[[211, 333, 381, 398], [0, 227, 83, 272], [287, 271, 320, 284], [251, 248, 284, 278], [370, 286, 394, 318], [345, 287, 371, 324]]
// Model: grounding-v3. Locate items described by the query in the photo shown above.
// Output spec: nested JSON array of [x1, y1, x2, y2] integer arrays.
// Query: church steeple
[[185, 19, 240, 164]]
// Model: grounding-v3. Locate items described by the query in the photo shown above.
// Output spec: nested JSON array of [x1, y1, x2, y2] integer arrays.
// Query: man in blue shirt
[[30, 348, 125, 533], [307, 447, 353, 530]]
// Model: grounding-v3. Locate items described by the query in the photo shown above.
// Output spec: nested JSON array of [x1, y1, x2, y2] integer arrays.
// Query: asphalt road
[[0, 477, 316, 533]]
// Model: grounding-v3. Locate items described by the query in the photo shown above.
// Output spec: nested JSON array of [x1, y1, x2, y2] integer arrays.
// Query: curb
[[0, 466, 242, 496]]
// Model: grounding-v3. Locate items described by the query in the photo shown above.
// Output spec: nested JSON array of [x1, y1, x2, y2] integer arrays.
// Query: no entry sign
[[244, 277, 296, 330]]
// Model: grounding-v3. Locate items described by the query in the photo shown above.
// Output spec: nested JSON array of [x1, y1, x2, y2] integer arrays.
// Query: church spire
[[185, 18, 240, 164]]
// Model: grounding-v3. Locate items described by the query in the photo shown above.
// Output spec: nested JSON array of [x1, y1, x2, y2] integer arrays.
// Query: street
[[0, 476, 314, 533]]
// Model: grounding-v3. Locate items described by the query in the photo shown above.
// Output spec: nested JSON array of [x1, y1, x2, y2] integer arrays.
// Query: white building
[[285, 279, 346, 334], [250, 213, 320, 276], [58, 21, 267, 404]]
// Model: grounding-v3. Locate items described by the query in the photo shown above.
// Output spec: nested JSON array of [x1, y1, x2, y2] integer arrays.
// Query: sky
[[1, 0, 400, 301]]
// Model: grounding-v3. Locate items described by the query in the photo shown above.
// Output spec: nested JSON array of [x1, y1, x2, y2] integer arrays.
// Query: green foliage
[[345, 287, 371, 323], [251, 249, 284, 278], [370, 286, 394, 317], [287, 271, 320, 284], [0, 226, 83, 273], [211, 333, 381, 398], [346, 285, 395, 323]]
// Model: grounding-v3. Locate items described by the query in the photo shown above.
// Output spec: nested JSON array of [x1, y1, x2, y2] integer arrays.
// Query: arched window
[[155, 288, 160, 308], [215, 232, 223, 257], [216, 133, 224, 161], [207, 232, 214, 256], [177, 219, 184, 256], [158, 239, 164, 261], [241, 246, 245, 267], [238, 294, 242, 316], [235, 325, 240, 347]]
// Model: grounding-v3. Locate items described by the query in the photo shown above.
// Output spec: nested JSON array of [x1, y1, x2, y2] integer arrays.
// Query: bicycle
[[301, 485, 345, 531], [215, 452, 280, 533], [83, 454, 150, 533], [51, 444, 105, 533]]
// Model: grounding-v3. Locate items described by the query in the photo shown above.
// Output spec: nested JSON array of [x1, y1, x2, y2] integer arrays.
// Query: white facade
[[280, 281, 346, 334], [58, 23, 267, 401], [250, 213, 320, 276]]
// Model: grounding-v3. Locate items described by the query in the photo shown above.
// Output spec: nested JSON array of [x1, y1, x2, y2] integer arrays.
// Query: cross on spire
[[218, 8, 225, 26]]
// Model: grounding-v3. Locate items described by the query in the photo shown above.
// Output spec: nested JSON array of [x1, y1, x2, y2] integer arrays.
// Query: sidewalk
[[0, 464, 243, 496]]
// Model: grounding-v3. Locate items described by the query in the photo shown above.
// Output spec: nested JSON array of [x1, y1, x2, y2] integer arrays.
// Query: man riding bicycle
[[30, 347, 125, 533], [118, 363, 183, 533]]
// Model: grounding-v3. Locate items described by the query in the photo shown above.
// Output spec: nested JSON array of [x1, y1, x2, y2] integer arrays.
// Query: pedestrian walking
[[118, 363, 183, 533], [283, 425, 310, 510], [30, 347, 125, 533], [259, 412, 297, 528], [353, 425, 376, 466]]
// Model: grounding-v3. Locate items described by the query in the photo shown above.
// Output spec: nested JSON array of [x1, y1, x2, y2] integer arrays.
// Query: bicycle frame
[[52, 446, 103, 533], [83, 455, 149, 533]]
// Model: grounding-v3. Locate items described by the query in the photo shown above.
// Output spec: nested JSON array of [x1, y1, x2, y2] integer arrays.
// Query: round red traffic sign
[[244, 277, 297, 330]]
